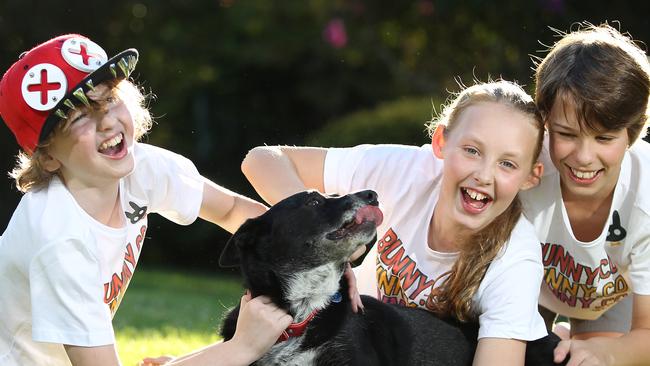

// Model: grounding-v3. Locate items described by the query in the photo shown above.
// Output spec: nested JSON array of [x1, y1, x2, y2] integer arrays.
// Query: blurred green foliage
[[307, 96, 439, 147], [113, 267, 241, 364], [1, 1, 649, 270]]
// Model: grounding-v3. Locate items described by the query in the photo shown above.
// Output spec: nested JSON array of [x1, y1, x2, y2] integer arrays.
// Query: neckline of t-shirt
[[425, 180, 460, 260], [556, 164, 627, 247], [53, 176, 128, 236], [426, 246, 460, 260]]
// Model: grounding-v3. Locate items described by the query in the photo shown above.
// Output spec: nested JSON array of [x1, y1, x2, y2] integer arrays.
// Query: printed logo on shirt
[[541, 242, 629, 312], [606, 210, 626, 246], [375, 228, 443, 310], [125, 201, 148, 224], [104, 224, 147, 315]]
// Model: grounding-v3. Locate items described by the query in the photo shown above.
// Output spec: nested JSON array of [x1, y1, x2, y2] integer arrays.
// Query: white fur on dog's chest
[[285, 263, 341, 319], [257, 339, 319, 365], [254, 263, 342, 365]]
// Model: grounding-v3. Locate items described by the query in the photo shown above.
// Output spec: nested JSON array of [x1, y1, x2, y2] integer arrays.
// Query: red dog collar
[[277, 309, 319, 343]]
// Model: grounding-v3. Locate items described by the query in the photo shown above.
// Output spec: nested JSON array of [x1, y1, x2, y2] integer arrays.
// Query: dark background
[[1, 1, 649, 272]]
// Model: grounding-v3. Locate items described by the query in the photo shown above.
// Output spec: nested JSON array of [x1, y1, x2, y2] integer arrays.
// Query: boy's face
[[546, 97, 629, 202], [434, 102, 542, 235], [43, 84, 136, 189]]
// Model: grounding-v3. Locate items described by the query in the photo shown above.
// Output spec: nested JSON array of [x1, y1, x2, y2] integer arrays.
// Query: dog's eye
[[306, 198, 321, 206]]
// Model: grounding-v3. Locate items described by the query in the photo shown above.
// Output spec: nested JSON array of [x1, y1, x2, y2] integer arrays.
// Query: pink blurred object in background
[[323, 18, 348, 48]]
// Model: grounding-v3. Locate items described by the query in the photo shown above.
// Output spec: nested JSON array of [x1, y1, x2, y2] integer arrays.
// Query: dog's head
[[219, 190, 383, 300]]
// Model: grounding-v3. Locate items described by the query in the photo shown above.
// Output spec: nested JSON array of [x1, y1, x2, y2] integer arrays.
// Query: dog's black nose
[[355, 190, 378, 205]]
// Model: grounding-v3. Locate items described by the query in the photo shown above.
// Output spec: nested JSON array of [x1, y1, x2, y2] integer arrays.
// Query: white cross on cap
[[21, 63, 68, 111], [61, 37, 107, 73]]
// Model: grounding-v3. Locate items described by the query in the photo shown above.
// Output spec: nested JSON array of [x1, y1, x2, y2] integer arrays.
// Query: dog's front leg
[[220, 304, 241, 341]]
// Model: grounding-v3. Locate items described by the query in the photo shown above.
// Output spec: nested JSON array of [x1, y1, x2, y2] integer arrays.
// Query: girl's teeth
[[571, 168, 597, 179], [465, 188, 487, 201]]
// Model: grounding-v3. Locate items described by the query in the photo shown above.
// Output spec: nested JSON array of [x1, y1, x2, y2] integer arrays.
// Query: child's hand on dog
[[344, 263, 365, 313], [138, 293, 291, 366], [232, 292, 293, 360]]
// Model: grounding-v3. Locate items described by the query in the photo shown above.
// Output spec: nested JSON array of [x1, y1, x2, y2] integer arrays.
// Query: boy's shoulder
[[629, 140, 650, 163], [626, 141, 650, 216]]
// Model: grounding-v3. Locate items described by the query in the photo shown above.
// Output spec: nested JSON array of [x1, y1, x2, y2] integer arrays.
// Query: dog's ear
[[219, 217, 268, 268], [219, 235, 242, 268]]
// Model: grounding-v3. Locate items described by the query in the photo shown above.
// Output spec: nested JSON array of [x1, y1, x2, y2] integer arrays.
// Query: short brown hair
[[535, 22, 650, 142], [9, 79, 153, 192]]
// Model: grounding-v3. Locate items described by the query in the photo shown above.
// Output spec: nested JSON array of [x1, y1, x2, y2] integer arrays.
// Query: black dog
[[219, 190, 564, 366]]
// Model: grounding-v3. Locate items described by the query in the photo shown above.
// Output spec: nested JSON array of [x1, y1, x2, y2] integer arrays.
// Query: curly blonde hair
[[9, 79, 153, 193]]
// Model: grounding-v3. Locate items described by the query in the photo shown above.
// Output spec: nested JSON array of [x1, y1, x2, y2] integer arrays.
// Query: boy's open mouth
[[567, 166, 603, 184], [98, 133, 125, 156]]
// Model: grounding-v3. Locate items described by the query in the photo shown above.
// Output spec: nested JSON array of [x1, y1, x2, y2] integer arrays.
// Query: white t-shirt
[[324, 144, 547, 340], [521, 139, 650, 320], [0, 143, 204, 366]]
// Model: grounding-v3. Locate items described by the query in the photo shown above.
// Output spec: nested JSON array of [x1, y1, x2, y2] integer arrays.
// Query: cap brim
[[39, 48, 139, 143]]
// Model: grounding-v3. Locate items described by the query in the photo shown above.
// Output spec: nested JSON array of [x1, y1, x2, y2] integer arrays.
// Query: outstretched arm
[[198, 145, 328, 234], [198, 178, 268, 234], [241, 146, 327, 205], [140, 294, 293, 366], [553, 294, 650, 365]]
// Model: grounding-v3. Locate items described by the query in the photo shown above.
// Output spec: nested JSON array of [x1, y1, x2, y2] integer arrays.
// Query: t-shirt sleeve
[[134, 144, 204, 225], [29, 239, 115, 346], [324, 145, 375, 194], [476, 253, 547, 341], [475, 219, 548, 341], [324, 144, 441, 202]]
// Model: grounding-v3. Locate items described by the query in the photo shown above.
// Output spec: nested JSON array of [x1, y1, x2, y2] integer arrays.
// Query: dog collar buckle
[[277, 309, 319, 343]]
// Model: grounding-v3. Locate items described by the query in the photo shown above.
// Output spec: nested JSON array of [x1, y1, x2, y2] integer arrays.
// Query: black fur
[[219, 190, 565, 366]]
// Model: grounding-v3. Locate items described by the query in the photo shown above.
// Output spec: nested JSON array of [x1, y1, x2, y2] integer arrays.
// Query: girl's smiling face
[[433, 101, 543, 235]]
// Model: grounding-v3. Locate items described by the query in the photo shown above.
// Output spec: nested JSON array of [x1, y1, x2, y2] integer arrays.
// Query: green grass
[[113, 267, 243, 366]]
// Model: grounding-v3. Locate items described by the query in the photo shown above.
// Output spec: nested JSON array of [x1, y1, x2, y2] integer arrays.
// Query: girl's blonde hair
[[10, 79, 152, 193], [425, 80, 544, 322]]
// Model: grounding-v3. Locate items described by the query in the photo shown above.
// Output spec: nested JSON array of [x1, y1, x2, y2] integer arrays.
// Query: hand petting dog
[[139, 292, 292, 366]]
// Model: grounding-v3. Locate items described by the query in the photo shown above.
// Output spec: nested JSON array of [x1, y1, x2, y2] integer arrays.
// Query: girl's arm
[[553, 294, 650, 365], [241, 146, 328, 205], [198, 146, 328, 233], [473, 338, 526, 366]]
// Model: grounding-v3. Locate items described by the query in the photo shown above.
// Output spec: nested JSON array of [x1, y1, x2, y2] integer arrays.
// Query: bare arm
[[241, 146, 328, 205], [473, 338, 526, 366], [140, 294, 292, 366], [198, 179, 268, 234], [65, 344, 121, 366], [554, 294, 650, 365]]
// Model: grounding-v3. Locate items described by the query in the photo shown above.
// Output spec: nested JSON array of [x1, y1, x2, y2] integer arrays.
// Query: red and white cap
[[0, 34, 138, 153]]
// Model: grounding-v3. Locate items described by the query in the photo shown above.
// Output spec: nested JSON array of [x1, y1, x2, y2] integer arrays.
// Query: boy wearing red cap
[[0, 35, 290, 365]]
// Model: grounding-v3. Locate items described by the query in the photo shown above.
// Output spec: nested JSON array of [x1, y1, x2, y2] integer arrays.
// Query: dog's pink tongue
[[355, 205, 384, 227]]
